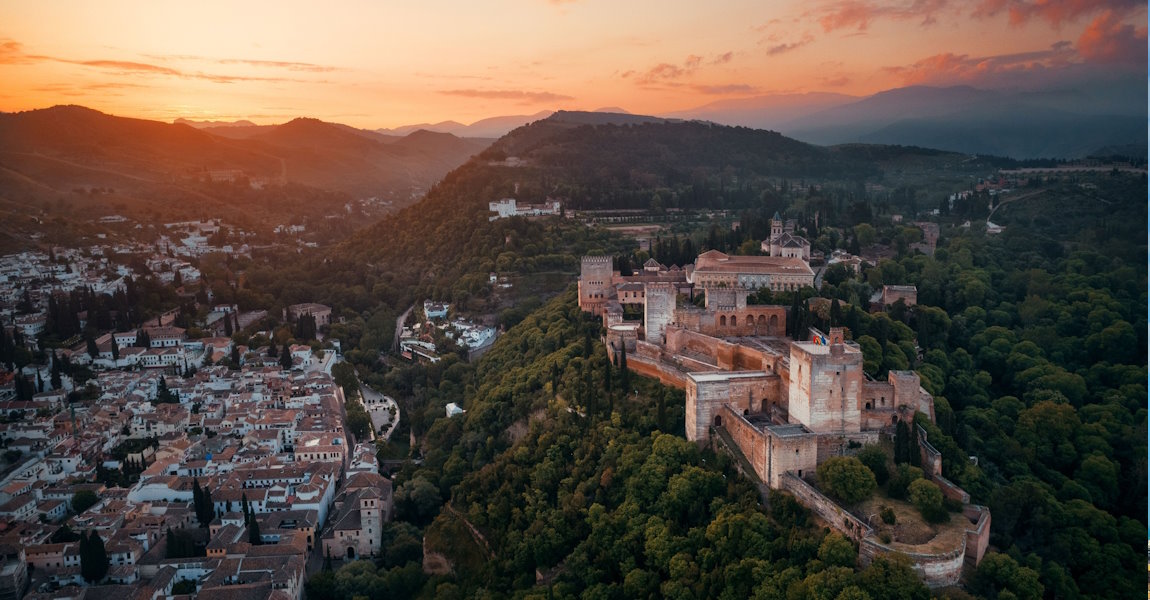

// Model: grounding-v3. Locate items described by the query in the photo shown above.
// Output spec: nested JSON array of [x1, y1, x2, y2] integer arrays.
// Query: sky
[[0, 0, 1145, 128]]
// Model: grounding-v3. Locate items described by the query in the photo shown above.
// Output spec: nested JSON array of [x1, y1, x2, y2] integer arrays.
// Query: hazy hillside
[[477, 110, 887, 211], [0, 106, 493, 215], [782, 85, 1147, 159], [376, 110, 553, 138], [666, 84, 1147, 159], [175, 117, 258, 128]]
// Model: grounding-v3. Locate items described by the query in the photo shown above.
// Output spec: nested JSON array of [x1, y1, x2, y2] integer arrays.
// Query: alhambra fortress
[[576, 217, 990, 587]]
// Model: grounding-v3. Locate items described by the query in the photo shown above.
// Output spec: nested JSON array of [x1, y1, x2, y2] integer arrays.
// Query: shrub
[[857, 444, 890, 485], [909, 479, 949, 524], [880, 506, 897, 525], [887, 464, 923, 500]]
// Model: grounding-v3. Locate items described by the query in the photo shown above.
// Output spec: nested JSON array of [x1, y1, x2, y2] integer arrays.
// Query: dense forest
[[308, 291, 938, 600]]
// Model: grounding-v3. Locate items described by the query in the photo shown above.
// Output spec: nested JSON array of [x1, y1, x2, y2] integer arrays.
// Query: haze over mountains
[[0, 105, 491, 208], [372, 83, 1146, 160]]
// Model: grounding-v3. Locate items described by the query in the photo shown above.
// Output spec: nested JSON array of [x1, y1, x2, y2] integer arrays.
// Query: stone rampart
[[723, 406, 768, 483], [917, 425, 943, 478], [625, 351, 688, 389], [780, 473, 872, 542], [962, 505, 991, 567], [780, 472, 971, 588], [859, 538, 966, 588]]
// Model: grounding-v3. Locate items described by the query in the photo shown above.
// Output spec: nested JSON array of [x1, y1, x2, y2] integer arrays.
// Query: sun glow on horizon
[[0, 0, 1144, 128]]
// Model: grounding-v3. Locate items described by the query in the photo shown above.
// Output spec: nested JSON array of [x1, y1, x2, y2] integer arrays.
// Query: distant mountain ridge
[[175, 117, 258, 128], [668, 83, 1146, 159], [0, 105, 493, 210], [375, 111, 553, 138]]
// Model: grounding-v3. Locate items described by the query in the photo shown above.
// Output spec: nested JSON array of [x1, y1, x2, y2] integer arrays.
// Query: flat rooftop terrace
[[765, 423, 813, 438]]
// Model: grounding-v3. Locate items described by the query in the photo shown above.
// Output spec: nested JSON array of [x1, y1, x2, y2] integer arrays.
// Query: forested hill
[[480, 112, 885, 209], [251, 109, 1150, 599]]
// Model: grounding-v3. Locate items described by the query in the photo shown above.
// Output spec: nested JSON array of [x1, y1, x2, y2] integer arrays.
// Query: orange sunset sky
[[0, 0, 1145, 128]]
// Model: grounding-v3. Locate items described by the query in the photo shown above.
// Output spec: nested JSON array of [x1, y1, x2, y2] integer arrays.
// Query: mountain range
[[369, 83, 1146, 159], [0, 105, 492, 209]]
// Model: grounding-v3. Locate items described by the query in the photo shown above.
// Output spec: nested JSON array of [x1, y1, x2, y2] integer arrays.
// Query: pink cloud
[[1076, 10, 1147, 64], [972, 0, 1144, 27], [690, 83, 759, 95], [812, 0, 949, 32], [438, 89, 573, 104], [626, 52, 740, 86], [884, 42, 1079, 85]]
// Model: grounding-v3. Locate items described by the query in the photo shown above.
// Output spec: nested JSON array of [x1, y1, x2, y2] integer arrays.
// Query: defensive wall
[[780, 473, 977, 588]]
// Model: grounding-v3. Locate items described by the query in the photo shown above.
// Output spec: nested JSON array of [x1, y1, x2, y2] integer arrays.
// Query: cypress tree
[[908, 422, 922, 468], [50, 351, 62, 389], [111, 336, 119, 361], [248, 518, 262, 545], [81, 531, 109, 583], [279, 345, 292, 371], [619, 343, 629, 392], [203, 487, 214, 524], [192, 479, 204, 524], [241, 493, 250, 524], [894, 420, 910, 464]]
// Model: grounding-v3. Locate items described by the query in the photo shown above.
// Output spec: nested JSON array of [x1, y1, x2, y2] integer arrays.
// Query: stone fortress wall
[[581, 253, 990, 588]]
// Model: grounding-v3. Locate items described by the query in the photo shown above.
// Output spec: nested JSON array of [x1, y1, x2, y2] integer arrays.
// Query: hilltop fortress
[[578, 247, 990, 587]]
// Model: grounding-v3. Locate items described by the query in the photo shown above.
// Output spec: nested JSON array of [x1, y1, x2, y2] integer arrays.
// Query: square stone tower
[[578, 256, 613, 313], [787, 327, 864, 434], [643, 282, 676, 344]]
